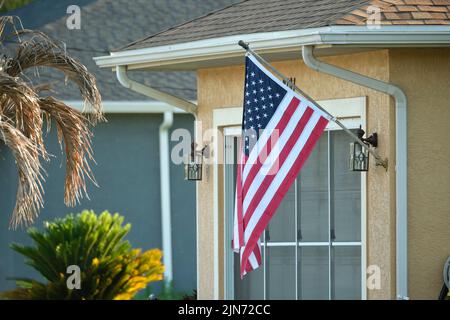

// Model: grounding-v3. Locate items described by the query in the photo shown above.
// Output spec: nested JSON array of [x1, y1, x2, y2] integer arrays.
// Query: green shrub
[[1, 210, 164, 300]]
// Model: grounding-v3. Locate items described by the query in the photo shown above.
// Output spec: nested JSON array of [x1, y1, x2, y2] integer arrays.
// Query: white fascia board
[[64, 100, 189, 114], [93, 25, 450, 69], [93, 28, 326, 68], [320, 25, 450, 45]]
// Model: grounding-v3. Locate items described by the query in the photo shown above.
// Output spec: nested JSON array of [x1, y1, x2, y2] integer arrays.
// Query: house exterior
[[0, 0, 237, 295], [95, 0, 450, 300]]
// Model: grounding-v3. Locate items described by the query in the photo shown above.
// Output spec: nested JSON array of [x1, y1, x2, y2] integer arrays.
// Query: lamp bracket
[[357, 126, 378, 148], [363, 133, 378, 148], [201, 145, 210, 159], [191, 142, 209, 156], [375, 156, 389, 171]]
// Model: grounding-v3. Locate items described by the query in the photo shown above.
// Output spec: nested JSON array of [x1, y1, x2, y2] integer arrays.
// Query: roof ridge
[[114, 0, 250, 52]]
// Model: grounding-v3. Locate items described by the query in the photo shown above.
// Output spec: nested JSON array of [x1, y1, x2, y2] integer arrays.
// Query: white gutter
[[94, 26, 450, 70], [302, 45, 408, 300], [160, 111, 174, 285], [115, 65, 197, 115]]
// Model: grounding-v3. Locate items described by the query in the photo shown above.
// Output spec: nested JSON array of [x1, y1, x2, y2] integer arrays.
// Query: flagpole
[[238, 41, 388, 169]]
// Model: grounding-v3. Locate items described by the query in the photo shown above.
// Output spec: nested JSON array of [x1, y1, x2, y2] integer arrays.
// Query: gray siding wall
[[0, 113, 196, 295]]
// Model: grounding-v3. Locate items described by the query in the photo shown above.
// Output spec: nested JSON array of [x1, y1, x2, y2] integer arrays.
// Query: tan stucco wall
[[389, 48, 450, 300], [196, 50, 398, 299]]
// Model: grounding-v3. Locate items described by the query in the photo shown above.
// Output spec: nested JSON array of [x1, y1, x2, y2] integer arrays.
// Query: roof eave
[[94, 25, 450, 71]]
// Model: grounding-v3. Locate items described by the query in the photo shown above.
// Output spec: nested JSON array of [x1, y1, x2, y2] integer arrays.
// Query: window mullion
[[327, 131, 332, 300], [297, 173, 303, 300], [263, 228, 267, 300], [331, 131, 337, 300]]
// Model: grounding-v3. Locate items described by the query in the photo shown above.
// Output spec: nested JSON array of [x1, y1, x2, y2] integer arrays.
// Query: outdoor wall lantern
[[349, 126, 378, 172], [184, 142, 209, 181]]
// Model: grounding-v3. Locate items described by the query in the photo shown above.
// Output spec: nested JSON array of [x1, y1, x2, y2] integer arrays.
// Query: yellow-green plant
[[1, 210, 164, 300]]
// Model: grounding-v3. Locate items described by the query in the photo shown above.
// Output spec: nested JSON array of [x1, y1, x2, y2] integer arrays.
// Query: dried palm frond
[[39, 97, 97, 207], [0, 120, 46, 228], [0, 16, 25, 53], [0, 72, 44, 154], [32, 83, 54, 94], [0, 16, 103, 228], [6, 31, 104, 123], [0, 74, 46, 227], [0, 15, 15, 40]]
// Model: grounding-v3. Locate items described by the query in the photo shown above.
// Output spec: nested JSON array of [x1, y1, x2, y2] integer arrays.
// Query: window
[[223, 124, 366, 300]]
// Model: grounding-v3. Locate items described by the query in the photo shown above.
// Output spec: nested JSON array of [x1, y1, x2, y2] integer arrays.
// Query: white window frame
[[212, 96, 367, 300]]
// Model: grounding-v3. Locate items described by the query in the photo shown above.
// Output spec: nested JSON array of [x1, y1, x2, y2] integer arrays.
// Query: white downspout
[[302, 45, 408, 300], [116, 65, 197, 115], [115, 65, 197, 287], [160, 111, 174, 285]]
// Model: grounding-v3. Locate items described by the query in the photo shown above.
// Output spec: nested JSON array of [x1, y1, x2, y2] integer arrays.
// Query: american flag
[[233, 53, 331, 277]]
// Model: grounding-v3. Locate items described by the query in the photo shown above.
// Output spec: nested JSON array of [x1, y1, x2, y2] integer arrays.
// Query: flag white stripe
[[242, 92, 294, 181], [248, 240, 261, 270], [242, 100, 308, 215], [244, 113, 322, 242], [249, 251, 258, 269]]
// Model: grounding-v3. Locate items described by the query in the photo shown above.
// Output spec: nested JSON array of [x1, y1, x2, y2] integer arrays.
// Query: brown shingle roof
[[336, 0, 450, 25], [119, 0, 450, 52]]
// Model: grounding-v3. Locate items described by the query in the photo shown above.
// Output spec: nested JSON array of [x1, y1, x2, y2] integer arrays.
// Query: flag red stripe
[[240, 116, 329, 276], [242, 106, 314, 227]]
